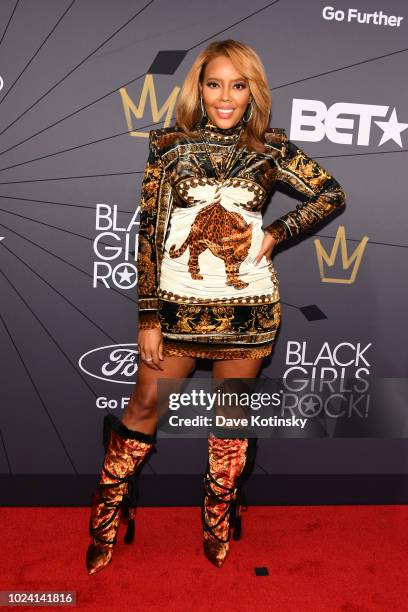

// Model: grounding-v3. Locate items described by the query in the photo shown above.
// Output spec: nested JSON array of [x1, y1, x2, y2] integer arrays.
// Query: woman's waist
[[159, 253, 279, 300], [164, 205, 265, 249]]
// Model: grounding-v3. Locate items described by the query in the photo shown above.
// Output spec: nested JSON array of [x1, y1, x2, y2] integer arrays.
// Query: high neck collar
[[198, 114, 245, 139]]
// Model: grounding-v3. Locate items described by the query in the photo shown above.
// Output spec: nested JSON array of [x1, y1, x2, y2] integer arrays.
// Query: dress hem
[[162, 339, 273, 360]]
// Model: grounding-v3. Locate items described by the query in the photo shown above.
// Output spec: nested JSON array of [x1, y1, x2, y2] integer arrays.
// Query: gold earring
[[243, 101, 253, 123], [200, 95, 207, 119]]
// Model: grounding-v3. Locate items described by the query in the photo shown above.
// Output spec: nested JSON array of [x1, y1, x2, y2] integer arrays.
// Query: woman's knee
[[127, 387, 157, 420], [126, 356, 196, 419], [187, 359, 196, 376]]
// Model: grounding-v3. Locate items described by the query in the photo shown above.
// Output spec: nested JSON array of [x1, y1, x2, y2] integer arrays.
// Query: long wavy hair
[[175, 39, 272, 153]]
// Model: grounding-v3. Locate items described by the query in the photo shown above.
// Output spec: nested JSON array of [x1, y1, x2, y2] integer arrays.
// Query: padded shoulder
[[149, 126, 183, 156], [264, 127, 286, 151]]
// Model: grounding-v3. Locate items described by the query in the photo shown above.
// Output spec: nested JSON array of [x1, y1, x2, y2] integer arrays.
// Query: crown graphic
[[314, 226, 369, 284], [119, 74, 180, 138]]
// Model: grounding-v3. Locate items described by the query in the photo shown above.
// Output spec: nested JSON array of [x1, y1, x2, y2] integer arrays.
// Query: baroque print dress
[[136, 116, 346, 359]]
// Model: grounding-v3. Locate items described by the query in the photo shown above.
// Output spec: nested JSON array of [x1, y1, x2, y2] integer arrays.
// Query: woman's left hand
[[254, 231, 277, 265]]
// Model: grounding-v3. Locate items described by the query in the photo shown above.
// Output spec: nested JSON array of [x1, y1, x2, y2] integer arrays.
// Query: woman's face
[[199, 55, 251, 129]]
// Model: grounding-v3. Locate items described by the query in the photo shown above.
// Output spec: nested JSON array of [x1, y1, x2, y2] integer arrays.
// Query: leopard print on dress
[[169, 202, 253, 290]]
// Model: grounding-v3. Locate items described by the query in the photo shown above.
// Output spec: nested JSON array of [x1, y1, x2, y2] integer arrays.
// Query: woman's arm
[[136, 130, 165, 330], [263, 129, 347, 244]]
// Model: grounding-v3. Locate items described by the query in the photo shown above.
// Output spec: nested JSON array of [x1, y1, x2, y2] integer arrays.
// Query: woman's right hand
[[137, 328, 164, 370], [254, 231, 277, 265]]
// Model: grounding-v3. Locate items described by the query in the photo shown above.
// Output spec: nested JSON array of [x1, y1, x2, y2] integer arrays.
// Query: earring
[[200, 95, 207, 119], [243, 100, 253, 123]]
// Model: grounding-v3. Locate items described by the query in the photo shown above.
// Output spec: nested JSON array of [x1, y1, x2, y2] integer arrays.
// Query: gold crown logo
[[314, 226, 369, 284], [119, 74, 180, 138]]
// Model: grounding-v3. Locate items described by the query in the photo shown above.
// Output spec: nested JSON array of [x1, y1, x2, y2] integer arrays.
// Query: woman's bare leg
[[212, 356, 265, 379], [122, 354, 196, 434], [212, 355, 266, 418]]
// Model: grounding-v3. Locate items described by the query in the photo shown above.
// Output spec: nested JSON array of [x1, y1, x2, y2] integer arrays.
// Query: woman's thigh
[[129, 354, 196, 413], [211, 357, 266, 419], [212, 356, 264, 379]]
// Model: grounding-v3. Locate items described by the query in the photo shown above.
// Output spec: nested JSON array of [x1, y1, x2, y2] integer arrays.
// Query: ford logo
[[78, 344, 139, 384]]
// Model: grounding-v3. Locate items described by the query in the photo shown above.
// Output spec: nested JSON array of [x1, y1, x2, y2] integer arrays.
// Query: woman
[[86, 39, 346, 575]]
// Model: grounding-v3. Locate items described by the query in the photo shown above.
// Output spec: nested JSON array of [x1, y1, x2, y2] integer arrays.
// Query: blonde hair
[[175, 39, 272, 153]]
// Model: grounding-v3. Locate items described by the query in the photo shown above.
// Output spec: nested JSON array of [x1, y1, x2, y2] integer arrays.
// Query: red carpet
[[1, 505, 407, 611]]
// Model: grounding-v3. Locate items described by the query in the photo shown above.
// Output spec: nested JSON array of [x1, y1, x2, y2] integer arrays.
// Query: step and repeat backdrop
[[0, 0, 407, 504]]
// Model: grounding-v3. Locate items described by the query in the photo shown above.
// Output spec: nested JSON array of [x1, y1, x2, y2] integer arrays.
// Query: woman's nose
[[220, 88, 231, 101]]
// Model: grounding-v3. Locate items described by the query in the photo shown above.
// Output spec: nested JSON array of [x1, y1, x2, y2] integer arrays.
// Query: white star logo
[[116, 265, 136, 285], [301, 396, 320, 416], [374, 108, 408, 147]]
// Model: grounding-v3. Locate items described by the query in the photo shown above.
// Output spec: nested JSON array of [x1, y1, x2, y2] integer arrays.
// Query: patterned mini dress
[[136, 115, 346, 360]]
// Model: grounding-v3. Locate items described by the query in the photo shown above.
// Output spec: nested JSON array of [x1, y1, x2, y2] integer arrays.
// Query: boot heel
[[124, 513, 135, 544], [232, 492, 247, 541], [121, 493, 135, 544], [232, 512, 242, 540]]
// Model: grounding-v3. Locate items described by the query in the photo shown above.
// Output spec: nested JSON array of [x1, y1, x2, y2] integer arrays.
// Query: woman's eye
[[206, 82, 246, 89]]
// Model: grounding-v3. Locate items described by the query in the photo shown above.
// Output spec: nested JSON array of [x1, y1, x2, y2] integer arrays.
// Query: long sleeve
[[263, 129, 346, 244], [136, 130, 165, 330]]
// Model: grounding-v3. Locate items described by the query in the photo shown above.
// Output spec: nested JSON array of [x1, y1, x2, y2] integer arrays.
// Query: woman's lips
[[215, 108, 235, 118]]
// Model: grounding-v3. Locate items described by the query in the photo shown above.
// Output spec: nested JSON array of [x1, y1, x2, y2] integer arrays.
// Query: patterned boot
[[86, 413, 156, 575], [201, 431, 257, 567]]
